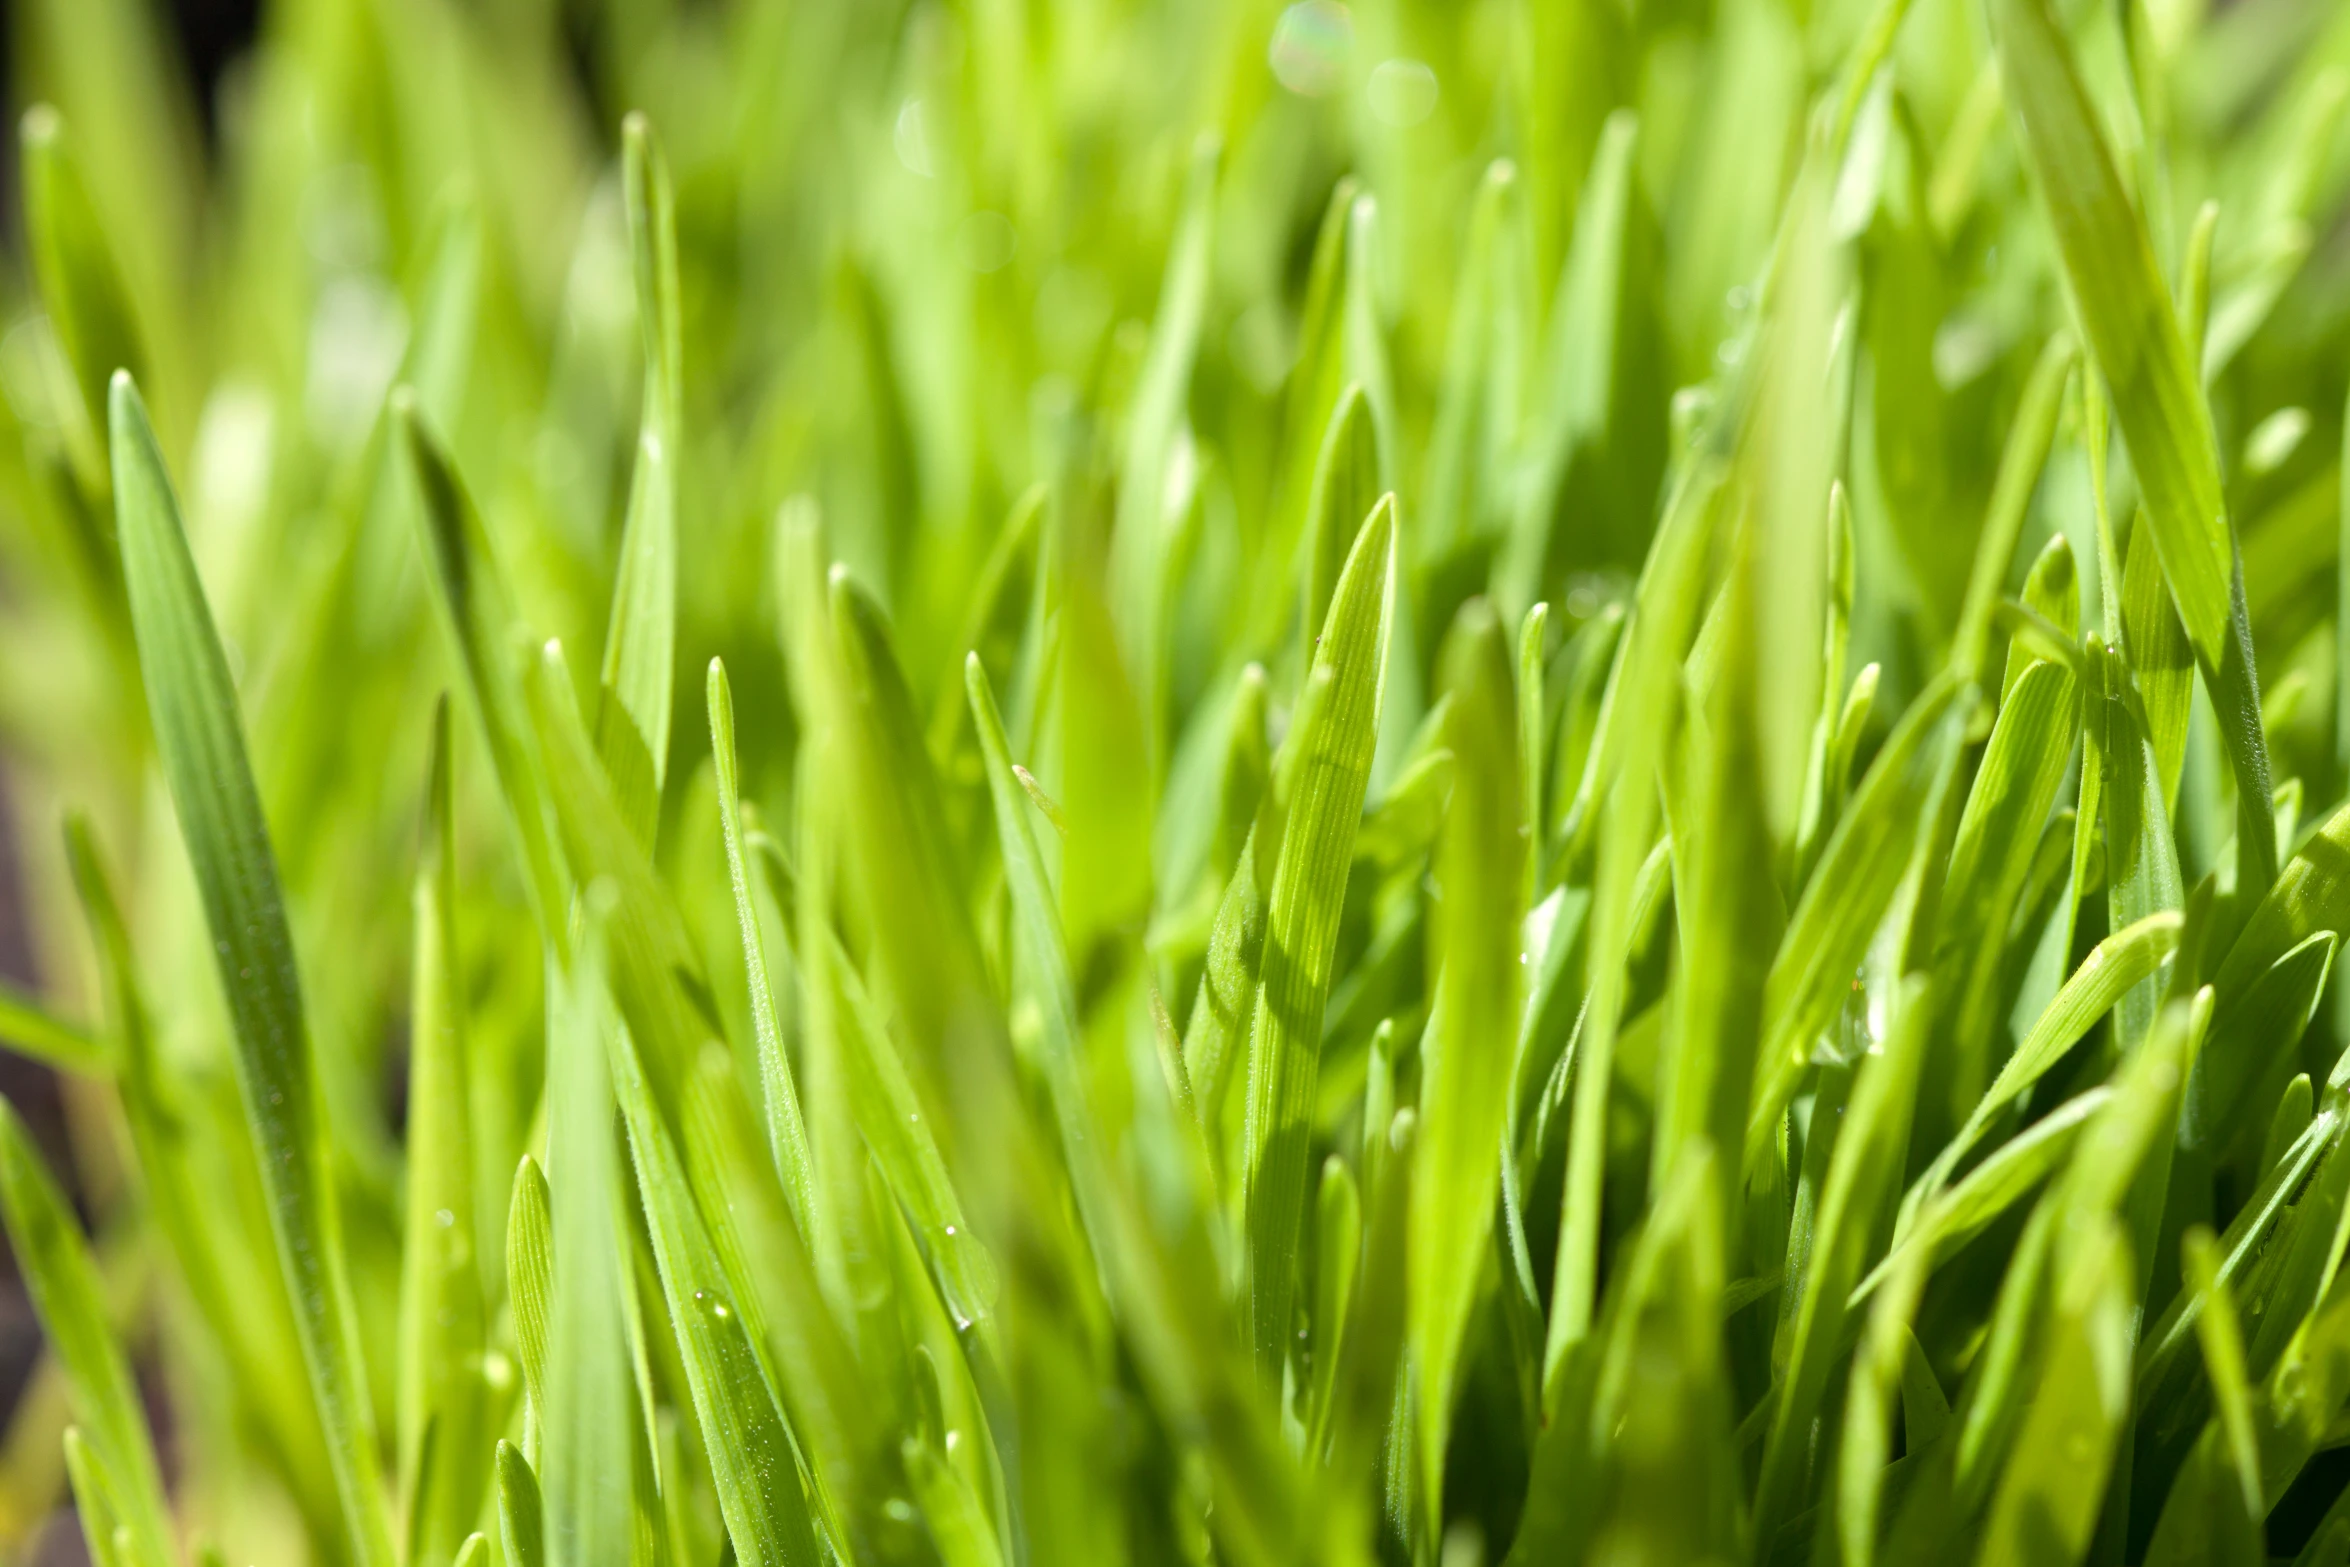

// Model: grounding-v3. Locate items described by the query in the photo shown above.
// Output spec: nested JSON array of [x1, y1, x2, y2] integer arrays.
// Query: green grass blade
[[596, 115, 683, 837], [21, 105, 141, 492], [0, 979, 108, 1075], [397, 393, 567, 926], [498, 1441, 546, 1567], [1747, 674, 1968, 1168], [507, 1155, 553, 1465], [706, 659, 821, 1256], [0, 1104, 172, 1567], [1408, 598, 1525, 1517], [1752, 977, 1930, 1552], [540, 943, 636, 1567], [398, 701, 490, 1564], [1239, 494, 1394, 1373], [110, 369, 395, 1567], [1972, 1215, 2134, 1566], [1950, 334, 2075, 681], [1989, 0, 2277, 895]]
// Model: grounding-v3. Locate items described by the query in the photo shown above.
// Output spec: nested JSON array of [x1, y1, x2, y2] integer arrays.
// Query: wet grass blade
[[110, 370, 396, 1567], [706, 659, 821, 1255]]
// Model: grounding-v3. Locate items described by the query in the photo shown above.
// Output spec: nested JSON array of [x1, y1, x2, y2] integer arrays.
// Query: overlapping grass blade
[[397, 701, 490, 1564], [1239, 495, 1394, 1373], [110, 370, 395, 1567]]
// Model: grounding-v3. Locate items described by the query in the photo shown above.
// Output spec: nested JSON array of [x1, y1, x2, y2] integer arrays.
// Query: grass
[[0, 0, 2349, 1562]]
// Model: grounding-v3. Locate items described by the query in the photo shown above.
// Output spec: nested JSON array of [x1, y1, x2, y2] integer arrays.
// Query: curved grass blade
[[110, 370, 395, 1567], [1240, 495, 1395, 1373]]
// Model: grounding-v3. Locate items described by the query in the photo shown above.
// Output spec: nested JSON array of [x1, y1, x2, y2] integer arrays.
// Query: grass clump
[[3, 0, 2350, 1563]]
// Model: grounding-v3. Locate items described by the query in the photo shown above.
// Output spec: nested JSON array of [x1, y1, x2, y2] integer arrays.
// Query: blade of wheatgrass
[[1947, 334, 2076, 682], [596, 114, 683, 839], [1745, 673, 1969, 1169], [540, 924, 635, 1567], [1971, 1214, 2135, 1565], [1300, 387, 1381, 655], [1989, 0, 2277, 895], [20, 105, 141, 491], [1239, 494, 1395, 1375], [1110, 131, 1217, 724], [0, 1103, 172, 1567], [1751, 978, 1931, 1553], [706, 659, 821, 1256], [1932, 657, 2082, 1116], [1546, 452, 1727, 1376], [820, 927, 999, 1328], [507, 1156, 553, 1466], [527, 645, 825, 1567], [0, 980, 108, 1075], [498, 1441, 546, 1567], [396, 391, 565, 926], [1408, 599, 1525, 1520], [62, 1424, 134, 1567], [62, 816, 342, 1538], [398, 700, 489, 1565], [109, 370, 396, 1567], [2188, 799, 2350, 1152]]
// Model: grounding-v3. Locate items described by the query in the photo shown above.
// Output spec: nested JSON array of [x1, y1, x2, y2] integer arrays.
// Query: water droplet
[[1269, 2, 1352, 97], [1367, 59, 1438, 128], [435, 1207, 456, 1228], [894, 99, 935, 179]]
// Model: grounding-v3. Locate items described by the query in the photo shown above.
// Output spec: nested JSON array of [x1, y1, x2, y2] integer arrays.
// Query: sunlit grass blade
[[1240, 494, 1394, 1373], [110, 369, 395, 1567], [1407, 598, 1523, 1520], [1989, 0, 2277, 894]]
